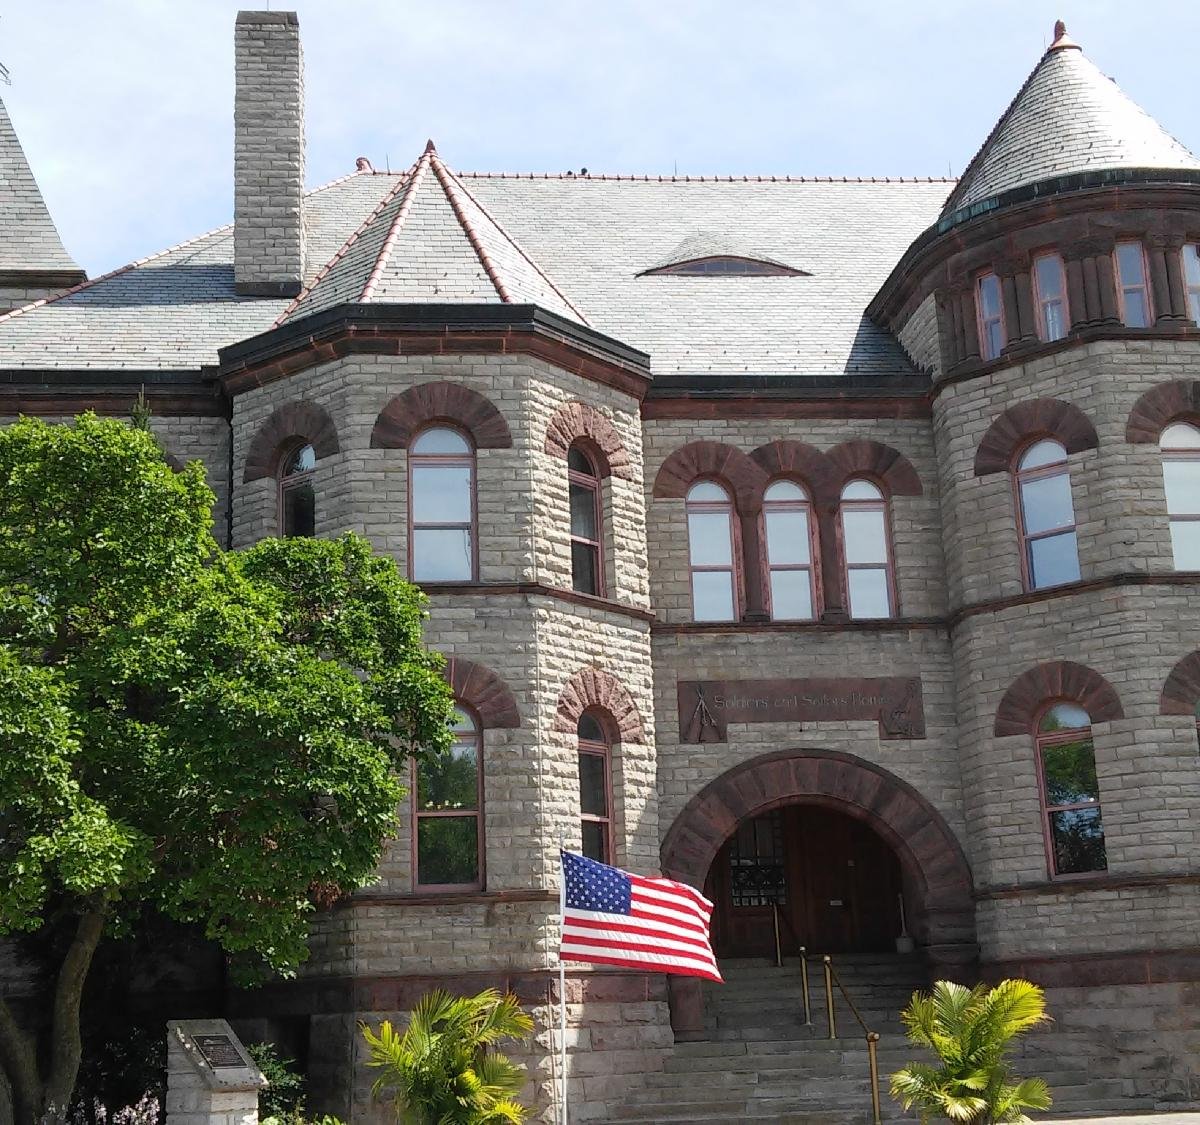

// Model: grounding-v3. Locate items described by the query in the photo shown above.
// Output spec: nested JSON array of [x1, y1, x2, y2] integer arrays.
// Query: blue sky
[[3, 0, 1199, 277]]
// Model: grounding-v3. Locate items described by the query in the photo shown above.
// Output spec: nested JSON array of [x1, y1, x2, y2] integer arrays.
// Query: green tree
[[0, 414, 455, 1124], [890, 979, 1053, 1124], [362, 989, 533, 1123]]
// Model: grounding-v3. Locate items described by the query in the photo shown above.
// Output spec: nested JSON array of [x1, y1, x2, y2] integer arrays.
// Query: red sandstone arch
[[974, 398, 1098, 476], [443, 657, 521, 729], [749, 440, 836, 498], [1160, 651, 1200, 716], [553, 666, 646, 743], [243, 401, 341, 483], [652, 441, 767, 513], [827, 439, 923, 496], [543, 401, 633, 480], [370, 382, 512, 450], [993, 661, 1124, 737], [1126, 381, 1200, 444]]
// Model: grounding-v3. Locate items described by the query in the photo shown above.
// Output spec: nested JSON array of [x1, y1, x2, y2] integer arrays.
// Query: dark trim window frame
[[838, 478, 896, 620], [1114, 241, 1153, 328], [1160, 420, 1200, 571], [1014, 438, 1081, 591], [278, 441, 316, 537], [685, 479, 740, 622], [568, 445, 605, 597], [1032, 251, 1070, 342], [1183, 244, 1200, 324], [577, 711, 613, 864], [408, 425, 477, 582], [761, 478, 819, 621], [976, 271, 1006, 361], [1034, 701, 1107, 879]]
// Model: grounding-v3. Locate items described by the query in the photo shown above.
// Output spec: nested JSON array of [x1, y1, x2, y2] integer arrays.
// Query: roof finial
[[424, 138, 437, 154], [1049, 19, 1079, 51]]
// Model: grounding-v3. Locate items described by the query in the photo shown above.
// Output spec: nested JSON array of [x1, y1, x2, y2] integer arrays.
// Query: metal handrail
[[821, 955, 883, 1125], [768, 905, 812, 1025]]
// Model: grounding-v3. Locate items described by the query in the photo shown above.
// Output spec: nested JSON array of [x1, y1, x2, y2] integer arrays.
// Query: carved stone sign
[[677, 677, 925, 743], [194, 1034, 248, 1069]]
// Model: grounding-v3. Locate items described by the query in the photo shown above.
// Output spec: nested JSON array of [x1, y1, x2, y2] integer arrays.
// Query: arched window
[[409, 427, 475, 581], [1035, 702, 1106, 877], [413, 706, 483, 890], [762, 480, 816, 621], [1015, 439, 1080, 590], [686, 481, 738, 622], [1033, 252, 1069, 342], [1160, 422, 1200, 570], [839, 480, 894, 619], [279, 442, 316, 537], [577, 712, 612, 863], [568, 445, 603, 596]]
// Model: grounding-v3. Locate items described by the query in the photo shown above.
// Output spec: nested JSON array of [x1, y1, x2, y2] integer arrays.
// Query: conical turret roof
[[943, 22, 1200, 216], [279, 142, 587, 326], [0, 95, 81, 275]]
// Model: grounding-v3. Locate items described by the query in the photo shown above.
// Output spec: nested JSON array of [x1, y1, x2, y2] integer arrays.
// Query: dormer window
[[1114, 242, 1152, 327], [1033, 253, 1069, 342], [641, 234, 808, 279], [1183, 244, 1200, 324], [643, 256, 805, 277], [976, 272, 1005, 361]]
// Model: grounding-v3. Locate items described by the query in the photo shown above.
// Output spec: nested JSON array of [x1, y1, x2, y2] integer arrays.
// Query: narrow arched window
[[1115, 241, 1152, 328], [1035, 702, 1106, 877], [1160, 422, 1200, 570], [279, 442, 316, 537], [763, 480, 816, 621], [409, 427, 475, 581], [1033, 252, 1069, 342], [577, 712, 612, 863], [976, 272, 1005, 361], [413, 706, 483, 890], [1015, 439, 1080, 590], [686, 481, 738, 622], [568, 445, 603, 596], [839, 480, 894, 619]]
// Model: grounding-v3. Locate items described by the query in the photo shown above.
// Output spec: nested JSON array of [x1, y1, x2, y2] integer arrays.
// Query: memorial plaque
[[194, 1034, 248, 1070], [677, 676, 925, 742]]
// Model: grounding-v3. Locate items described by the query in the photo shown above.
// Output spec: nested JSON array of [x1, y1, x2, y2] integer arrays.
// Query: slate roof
[[943, 24, 1200, 215], [281, 145, 586, 325], [0, 95, 80, 273]]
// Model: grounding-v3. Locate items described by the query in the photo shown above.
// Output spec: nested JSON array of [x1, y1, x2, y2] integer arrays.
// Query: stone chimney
[[234, 10, 305, 296]]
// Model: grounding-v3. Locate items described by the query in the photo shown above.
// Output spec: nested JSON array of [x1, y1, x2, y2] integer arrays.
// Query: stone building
[[2, 12, 1200, 1122]]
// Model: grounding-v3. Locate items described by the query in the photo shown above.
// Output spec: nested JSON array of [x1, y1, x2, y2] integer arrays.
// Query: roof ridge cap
[[460, 171, 956, 183], [434, 156, 590, 324], [359, 150, 432, 302]]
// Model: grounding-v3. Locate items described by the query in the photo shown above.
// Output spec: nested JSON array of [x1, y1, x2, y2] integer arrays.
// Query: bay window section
[[1160, 421, 1200, 570], [686, 481, 738, 622], [578, 712, 612, 864], [414, 707, 483, 890], [976, 272, 1005, 361], [409, 427, 475, 581], [1036, 703, 1106, 877], [568, 446, 603, 596], [1033, 253, 1069, 342], [1114, 241, 1152, 327], [763, 480, 816, 621], [839, 480, 894, 619], [1016, 440, 1080, 590]]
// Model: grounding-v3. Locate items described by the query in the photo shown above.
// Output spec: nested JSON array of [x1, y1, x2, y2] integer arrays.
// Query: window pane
[[848, 567, 891, 619], [842, 509, 887, 564], [769, 569, 813, 621], [692, 570, 735, 621], [1042, 301, 1067, 342], [1049, 807, 1106, 875], [1042, 736, 1099, 805], [1170, 520, 1200, 570], [568, 447, 595, 475], [571, 540, 599, 594], [412, 464, 472, 523], [765, 480, 806, 502], [1039, 702, 1091, 732], [1020, 472, 1074, 534], [282, 481, 315, 537], [412, 528, 472, 581], [765, 508, 810, 565], [1019, 439, 1066, 471], [418, 739, 478, 811], [451, 708, 475, 735], [570, 480, 598, 539], [687, 481, 728, 502], [1028, 530, 1080, 588], [687, 510, 733, 566], [1185, 244, 1200, 287], [842, 480, 882, 501], [978, 274, 1002, 317], [412, 428, 470, 455], [1163, 460, 1200, 514], [417, 816, 479, 885], [581, 820, 608, 863], [283, 443, 315, 476], [1116, 242, 1146, 287], [1035, 254, 1065, 301], [578, 713, 605, 742], [1161, 423, 1200, 450], [579, 752, 608, 817]]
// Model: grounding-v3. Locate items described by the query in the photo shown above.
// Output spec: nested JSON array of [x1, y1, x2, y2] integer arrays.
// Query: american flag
[[559, 850, 722, 982]]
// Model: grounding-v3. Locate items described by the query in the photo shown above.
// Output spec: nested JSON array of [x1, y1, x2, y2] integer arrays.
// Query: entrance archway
[[661, 749, 977, 1039]]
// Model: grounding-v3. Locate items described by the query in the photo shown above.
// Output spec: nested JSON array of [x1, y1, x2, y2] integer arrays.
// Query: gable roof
[[280, 144, 586, 326], [943, 23, 1200, 216], [0, 95, 82, 275]]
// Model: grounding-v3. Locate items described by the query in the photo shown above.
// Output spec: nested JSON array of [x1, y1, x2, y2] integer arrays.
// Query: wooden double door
[[707, 805, 903, 958]]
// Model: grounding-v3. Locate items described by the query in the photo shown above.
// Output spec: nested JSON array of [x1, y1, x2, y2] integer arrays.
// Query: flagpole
[[558, 842, 569, 1125]]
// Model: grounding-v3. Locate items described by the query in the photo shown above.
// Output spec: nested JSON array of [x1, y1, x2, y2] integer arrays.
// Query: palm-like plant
[[362, 988, 534, 1124], [890, 978, 1053, 1124]]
